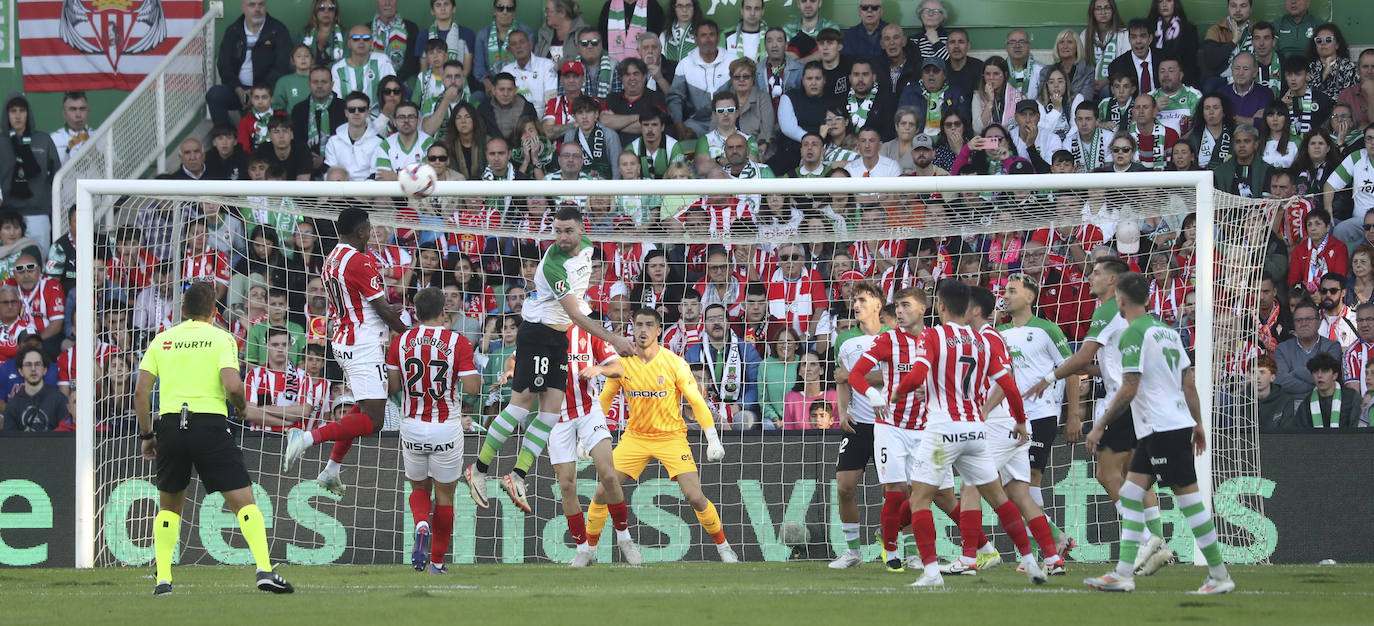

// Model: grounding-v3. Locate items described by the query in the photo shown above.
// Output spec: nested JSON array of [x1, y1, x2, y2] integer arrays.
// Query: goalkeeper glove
[[864, 388, 889, 411], [704, 426, 725, 462]]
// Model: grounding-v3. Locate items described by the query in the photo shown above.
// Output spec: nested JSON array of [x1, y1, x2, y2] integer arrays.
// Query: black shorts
[[1129, 427, 1198, 488], [1099, 407, 1137, 453], [1028, 416, 1058, 470], [153, 414, 251, 495], [510, 322, 570, 394], [836, 422, 875, 472]]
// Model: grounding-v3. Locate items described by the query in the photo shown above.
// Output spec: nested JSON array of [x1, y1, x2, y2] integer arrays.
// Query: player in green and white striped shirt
[[1084, 272, 1235, 595]]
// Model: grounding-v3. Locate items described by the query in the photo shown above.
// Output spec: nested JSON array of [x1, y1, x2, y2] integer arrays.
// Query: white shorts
[[874, 423, 953, 488], [332, 340, 387, 400], [400, 419, 464, 483], [548, 410, 612, 466], [984, 419, 1031, 486], [913, 421, 998, 488]]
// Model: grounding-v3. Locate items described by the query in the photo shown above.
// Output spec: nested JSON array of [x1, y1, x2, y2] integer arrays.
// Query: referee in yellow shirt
[[587, 307, 738, 563], [134, 282, 293, 596]]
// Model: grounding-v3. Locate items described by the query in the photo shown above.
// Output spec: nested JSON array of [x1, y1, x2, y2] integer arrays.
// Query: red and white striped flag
[[17, 0, 203, 92]]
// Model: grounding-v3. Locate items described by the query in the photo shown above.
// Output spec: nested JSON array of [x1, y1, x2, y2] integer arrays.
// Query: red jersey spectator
[[1288, 207, 1348, 295], [766, 242, 827, 339], [6, 253, 64, 347], [0, 286, 38, 362], [106, 226, 159, 292]]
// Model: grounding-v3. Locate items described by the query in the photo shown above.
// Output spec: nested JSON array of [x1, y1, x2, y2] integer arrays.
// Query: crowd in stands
[[2, 0, 1372, 434]]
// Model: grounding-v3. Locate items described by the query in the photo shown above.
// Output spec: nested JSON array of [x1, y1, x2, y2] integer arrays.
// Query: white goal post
[[73, 171, 1235, 569]]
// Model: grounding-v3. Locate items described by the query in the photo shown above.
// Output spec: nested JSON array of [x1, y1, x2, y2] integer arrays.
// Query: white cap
[[332, 394, 355, 411], [1116, 220, 1141, 255]]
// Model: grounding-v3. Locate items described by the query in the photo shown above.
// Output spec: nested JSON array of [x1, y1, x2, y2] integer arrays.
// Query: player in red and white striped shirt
[[948, 286, 1065, 576], [384, 287, 480, 574], [283, 208, 409, 496], [242, 328, 317, 433], [552, 325, 639, 567], [889, 281, 1045, 588]]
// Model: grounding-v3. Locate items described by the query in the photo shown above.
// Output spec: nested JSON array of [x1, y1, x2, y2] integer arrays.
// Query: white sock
[[324, 459, 342, 475], [959, 555, 977, 566], [716, 541, 732, 551], [978, 541, 997, 555], [1029, 486, 1044, 508], [1021, 554, 1037, 568], [303, 432, 314, 446], [615, 528, 631, 542], [842, 522, 861, 542], [924, 563, 940, 577]]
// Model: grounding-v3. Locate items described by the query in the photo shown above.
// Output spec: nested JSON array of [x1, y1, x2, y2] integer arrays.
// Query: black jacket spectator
[[596, 0, 666, 45], [0, 93, 60, 220], [2, 383, 68, 432], [205, 145, 250, 181], [291, 95, 346, 158], [216, 13, 292, 93], [1257, 385, 1299, 433], [1108, 50, 1163, 93], [254, 142, 314, 180]]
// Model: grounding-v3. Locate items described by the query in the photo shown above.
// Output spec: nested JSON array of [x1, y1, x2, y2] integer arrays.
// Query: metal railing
[[50, 1, 223, 234]]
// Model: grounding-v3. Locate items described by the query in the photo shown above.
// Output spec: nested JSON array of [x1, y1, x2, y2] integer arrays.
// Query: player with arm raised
[[1084, 273, 1235, 595], [891, 281, 1045, 588], [963, 286, 1066, 576], [465, 206, 638, 513], [846, 287, 966, 572], [996, 274, 1079, 559], [283, 206, 409, 495], [1023, 256, 1169, 574], [588, 307, 737, 563], [555, 324, 639, 568], [386, 287, 481, 575]]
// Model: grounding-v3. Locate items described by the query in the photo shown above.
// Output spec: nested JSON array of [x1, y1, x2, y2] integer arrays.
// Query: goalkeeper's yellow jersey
[[600, 345, 715, 439]]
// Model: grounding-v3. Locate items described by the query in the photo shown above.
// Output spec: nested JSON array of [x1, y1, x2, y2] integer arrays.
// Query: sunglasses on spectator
[[959, 273, 979, 280], [13, 263, 37, 272], [351, 34, 372, 41], [579, 39, 601, 47], [714, 106, 737, 114], [1363, 224, 1374, 231], [382, 87, 404, 95], [316, 3, 337, 10], [495, 5, 517, 13], [1312, 36, 1335, 44], [346, 106, 368, 113], [427, 155, 449, 162], [780, 254, 803, 261], [1319, 287, 1342, 295], [732, 74, 754, 80], [859, 4, 881, 11], [1111, 146, 1133, 153]]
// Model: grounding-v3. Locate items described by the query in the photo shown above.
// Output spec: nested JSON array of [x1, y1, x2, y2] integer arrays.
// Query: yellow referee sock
[[694, 501, 727, 545], [153, 510, 180, 583], [586, 502, 609, 546], [236, 504, 273, 572]]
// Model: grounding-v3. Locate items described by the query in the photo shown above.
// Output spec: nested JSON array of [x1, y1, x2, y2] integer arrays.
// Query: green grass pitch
[[4, 563, 1371, 624]]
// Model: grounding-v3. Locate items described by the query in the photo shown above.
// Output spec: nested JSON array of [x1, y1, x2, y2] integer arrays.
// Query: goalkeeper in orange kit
[[587, 307, 738, 564]]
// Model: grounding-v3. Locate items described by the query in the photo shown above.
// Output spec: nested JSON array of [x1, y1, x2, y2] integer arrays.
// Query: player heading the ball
[[465, 206, 638, 513]]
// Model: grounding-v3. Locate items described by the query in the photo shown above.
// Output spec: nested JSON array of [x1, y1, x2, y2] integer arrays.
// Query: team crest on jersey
[[556, 279, 567, 293], [370, 275, 381, 290], [366, 67, 377, 81], [534, 375, 544, 387], [656, 375, 665, 386], [1122, 344, 1141, 357]]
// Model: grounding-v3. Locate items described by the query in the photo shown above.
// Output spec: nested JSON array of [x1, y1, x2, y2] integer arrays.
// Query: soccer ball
[[398, 162, 438, 198], [779, 521, 809, 546]]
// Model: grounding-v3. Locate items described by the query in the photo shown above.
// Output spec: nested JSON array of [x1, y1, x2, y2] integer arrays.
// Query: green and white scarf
[[1091, 30, 1121, 81], [1008, 58, 1042, 96], [373, 15, 409, 70], [481, 162, 516, 210], [1199, 127, 1233, 169], [485, 22, 514, 73], [847, 90, 876, 129], [606, 0, 649, 60], [1290, 87, 1320, 136], [303, 28, 345, 64], [427, 23, 461, 61], [703, 336, 744, 403], [663, 23, 696, 62], [727, 21, 768, 63], [250, 110, 272, 149], [305, 99, 333, 152], [1310, 388, 1340, 428], [577, 125, 611, 178], [1098, 97, 1130, 129], [584, 54, 617, 99], [823, 143, 859, 166], [1258, 55, 1282, 95]]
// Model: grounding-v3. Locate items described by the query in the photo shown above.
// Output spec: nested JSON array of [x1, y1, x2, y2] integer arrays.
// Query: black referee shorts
[[153, 413, 252, 495]]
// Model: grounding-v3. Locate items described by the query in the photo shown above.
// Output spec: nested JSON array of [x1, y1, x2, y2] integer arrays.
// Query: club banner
[[16, 0, 202, 91]]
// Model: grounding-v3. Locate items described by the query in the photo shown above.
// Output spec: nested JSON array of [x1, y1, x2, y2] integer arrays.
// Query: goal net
[[73, 173, 1272, 568]]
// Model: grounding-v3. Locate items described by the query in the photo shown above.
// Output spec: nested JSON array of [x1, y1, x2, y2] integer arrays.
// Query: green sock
[[236, 504, 273, 571], [1145, 505, 1164, 539], [1178, 492, 1228, 578], [514, 411, 559, 475], [1117, 493, 1146, 576], [477, 405, 529, 469], [153, 510, 180, 583]]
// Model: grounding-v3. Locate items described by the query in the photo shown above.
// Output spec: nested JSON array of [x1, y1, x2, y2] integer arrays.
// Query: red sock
[[897, 499, 912, 530], [328, 439, 354, 463], [1028, 515, 1060, 559], [960, 508, 983, 560], [994, 500, 1033, 557], [567, 512, 587, 545], [311, 405, 370, 441], [880, 491, 905, 554], [430, 505, 453, 565], [607, 501, 629, 531], [953, 504, 990, 548], [709, 529, 727, 545], [913, 509, 937, 566], [409, 487, 432, 528]]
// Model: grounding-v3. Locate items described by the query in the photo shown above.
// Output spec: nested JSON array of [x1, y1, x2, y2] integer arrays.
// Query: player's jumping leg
[[283, 397, 389, 495], [466, 396, 533, 509], [500, 393, 565, 512], [408, 478, 434, 571], [677, 471, 737, 563]]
